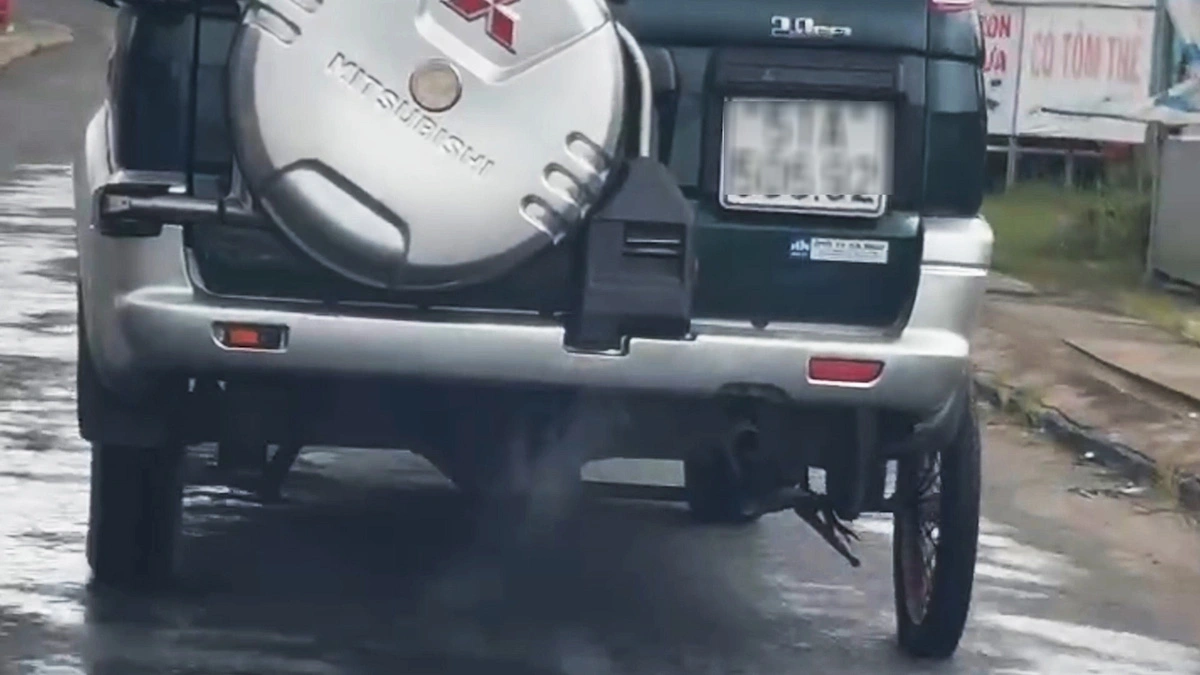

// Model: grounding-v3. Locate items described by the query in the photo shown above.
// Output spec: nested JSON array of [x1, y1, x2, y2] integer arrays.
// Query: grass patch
[[1116, 290, 1200, 345], [982, 182, 1149, 292], [983, 181, 1200, 342]]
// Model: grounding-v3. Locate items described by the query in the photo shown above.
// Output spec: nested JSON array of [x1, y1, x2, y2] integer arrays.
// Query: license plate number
[[720, 98, 894, 217]]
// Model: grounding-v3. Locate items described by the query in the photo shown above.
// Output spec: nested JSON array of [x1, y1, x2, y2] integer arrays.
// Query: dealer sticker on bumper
[[790, 237, 889, 265]]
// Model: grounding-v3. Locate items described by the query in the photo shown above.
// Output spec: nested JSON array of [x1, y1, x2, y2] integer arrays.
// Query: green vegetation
[[982, 180, 1199, 343], [983, 181, 1150, 291]]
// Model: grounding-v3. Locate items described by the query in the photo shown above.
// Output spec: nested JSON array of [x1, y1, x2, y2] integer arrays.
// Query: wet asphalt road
[[5, 2, 1200, 673]]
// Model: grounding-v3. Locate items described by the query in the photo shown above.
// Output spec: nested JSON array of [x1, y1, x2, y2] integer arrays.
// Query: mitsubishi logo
[[442, 0, 520, 53]]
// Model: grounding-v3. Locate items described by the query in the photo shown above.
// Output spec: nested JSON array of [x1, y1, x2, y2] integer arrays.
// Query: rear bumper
[[80, 226, 989, 416], [77, 110, 992, 417]]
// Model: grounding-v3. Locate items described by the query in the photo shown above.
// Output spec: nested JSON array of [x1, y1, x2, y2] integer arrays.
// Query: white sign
[[981, 1, 1025, 135], [808, 238, 890, 265], [1015, 5, 1155, 142]]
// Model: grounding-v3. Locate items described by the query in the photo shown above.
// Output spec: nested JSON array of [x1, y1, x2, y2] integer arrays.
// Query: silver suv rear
[[77, 0, 991, 659]]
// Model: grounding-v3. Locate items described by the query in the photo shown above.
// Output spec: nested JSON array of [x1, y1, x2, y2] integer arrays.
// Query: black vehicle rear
[[104, 0, 986, 331]]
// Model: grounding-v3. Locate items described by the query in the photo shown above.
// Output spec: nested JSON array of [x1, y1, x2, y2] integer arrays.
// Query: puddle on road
[[587, 460, 1200, 672], [978, 614, 1200, 675], [14, 654, 86, 675], [764, 513, 1200, 673], [0, 163, 77, 362], [0, 368, 90, 628], [0, 164, 1197, 673], [0, 164, 91, 630]]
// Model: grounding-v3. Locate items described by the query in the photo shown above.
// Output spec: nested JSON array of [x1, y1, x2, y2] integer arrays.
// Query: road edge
[[973, 370, 1200, 512], [0, 20, 75, 72], [1062, 337, 1200, 410]]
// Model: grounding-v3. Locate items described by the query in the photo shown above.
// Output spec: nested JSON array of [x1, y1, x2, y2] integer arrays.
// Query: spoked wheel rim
[[898, 450, 943, 625]]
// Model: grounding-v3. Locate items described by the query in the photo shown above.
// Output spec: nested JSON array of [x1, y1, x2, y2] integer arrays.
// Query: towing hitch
[[744, 484, 862, 567], [585, 478, 862, 567]]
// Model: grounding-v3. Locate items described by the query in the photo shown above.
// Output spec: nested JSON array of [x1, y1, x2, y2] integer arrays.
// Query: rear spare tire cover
[[228, 0, 626, 290]]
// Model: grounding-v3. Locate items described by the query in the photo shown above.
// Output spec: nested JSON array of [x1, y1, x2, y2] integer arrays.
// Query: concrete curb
[[986, 272, 1040, 298], [973, 370, 1200, 512], [1063, 338, 1200, 411], [0, 20, 74, 72]]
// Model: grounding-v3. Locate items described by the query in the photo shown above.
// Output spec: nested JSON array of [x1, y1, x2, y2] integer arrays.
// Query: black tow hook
[[746, 485, 862, 568]]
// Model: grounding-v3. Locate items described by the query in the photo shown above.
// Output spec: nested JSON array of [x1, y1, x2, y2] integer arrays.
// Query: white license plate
[[720, 98, 894, 217]]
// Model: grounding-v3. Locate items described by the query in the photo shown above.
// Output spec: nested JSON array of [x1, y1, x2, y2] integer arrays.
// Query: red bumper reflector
[[808, 358, 884, 384], [214, 322, 288, 351]]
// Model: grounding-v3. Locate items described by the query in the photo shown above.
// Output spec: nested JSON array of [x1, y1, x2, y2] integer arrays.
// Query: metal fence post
[[1006, 136, 1019, 189], [1143, 0, 1173, 284]]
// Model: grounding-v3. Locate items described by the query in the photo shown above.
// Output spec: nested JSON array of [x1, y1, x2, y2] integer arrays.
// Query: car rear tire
[[78, 298, 186, 589], [87, 442, 186, 589], [892, 394, 981, 659]]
